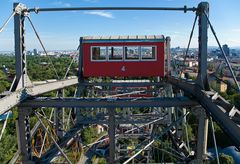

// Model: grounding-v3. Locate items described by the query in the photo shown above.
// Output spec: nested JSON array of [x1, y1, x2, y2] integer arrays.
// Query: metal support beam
[[16, 107, 32, 162], [76, 37, 85, 123], [196, 2, 210, 90], [83, 81, 167, 87], [168, 77, 240, 148], [20, 97, 198, 108], [196, 108, 208, 161], [165, 36, 171, 76], [27, 6, 197, 13], [78, 37, 83, 79], [29, 77, 78, 96], [55, 89, 65, 137], [13, 3, 28, 91], [0, 77, 78, 115], [108, 108, 116, 163]]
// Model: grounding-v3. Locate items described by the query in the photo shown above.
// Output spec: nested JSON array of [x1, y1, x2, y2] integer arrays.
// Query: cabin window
[[92, 47, 107, 60], [108, 47, 123, 60], [141, 46, 156, 60], [125, 46, 139, 60]]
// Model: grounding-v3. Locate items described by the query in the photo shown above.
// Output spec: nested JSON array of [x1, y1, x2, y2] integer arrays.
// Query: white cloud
[[231, 28, 240, 32], [52, 1, 71, 7], [84, 11, 114, 19], [173, 31, 180, 34], [227, 39, 240, 45]]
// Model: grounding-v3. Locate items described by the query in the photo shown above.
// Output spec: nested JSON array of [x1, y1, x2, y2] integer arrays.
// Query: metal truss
[[0, 1, 239, 164], [168, 77, 240, 148]]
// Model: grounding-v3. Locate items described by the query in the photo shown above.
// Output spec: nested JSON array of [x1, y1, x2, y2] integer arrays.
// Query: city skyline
[[0, 0, 240, 51]]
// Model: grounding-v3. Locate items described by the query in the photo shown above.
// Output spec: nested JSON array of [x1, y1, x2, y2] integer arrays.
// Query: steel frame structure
[[0, 2, 239, 164]]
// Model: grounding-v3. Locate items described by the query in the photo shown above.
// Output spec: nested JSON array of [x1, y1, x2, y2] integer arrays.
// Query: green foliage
[[218, 153, 234, 164], [0, 134, 17, 163], [0, 70, 10, 93], [233, 94, 240, 109], [211, 153, 234, 164], [210, 81, 219, 92], [226, 84, 236, 95], [152, 141, 179, 163], [0, 55, 78, 82], [98, 157, 107, 164], [208, 63, 215, 71], [81, 127, 98, 144], [182, 124, 194, 141], [184, 72, 190, 79], [91, 155, 107, 164], [186, 113, 198, 138]]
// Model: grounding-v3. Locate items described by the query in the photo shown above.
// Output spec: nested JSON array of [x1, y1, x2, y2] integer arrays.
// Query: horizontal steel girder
[[26, 6, 197, 13], [82, 82, 167, 87], [76, 114, 169, 125], [168, 76, 240, 149], [0, 77, 78, 115], [20, 97, 198, 108]]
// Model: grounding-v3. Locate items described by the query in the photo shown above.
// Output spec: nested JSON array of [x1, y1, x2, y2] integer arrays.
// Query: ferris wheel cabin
[[81, 35, 171, 77]]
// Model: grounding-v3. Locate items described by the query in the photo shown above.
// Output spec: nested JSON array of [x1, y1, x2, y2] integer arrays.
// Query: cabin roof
[[81, 35, 165, 43]]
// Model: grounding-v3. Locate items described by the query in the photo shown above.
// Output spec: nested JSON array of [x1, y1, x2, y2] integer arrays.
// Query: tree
[[211, 153, 234, 164], [81, 127, 98, 144], [233, 94, 240, 109], [0, 134, 17, 163], [98, 157, 107, 164]]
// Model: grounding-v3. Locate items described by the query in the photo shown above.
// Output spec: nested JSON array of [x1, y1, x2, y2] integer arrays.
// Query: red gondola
[[81, 35, 170, 77]]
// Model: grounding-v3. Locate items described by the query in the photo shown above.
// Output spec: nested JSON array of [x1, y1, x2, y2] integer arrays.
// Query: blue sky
[[0, 0, 240, 51]]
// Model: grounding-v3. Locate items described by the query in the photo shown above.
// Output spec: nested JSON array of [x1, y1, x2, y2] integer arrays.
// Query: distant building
[[222, 44, 230, 56], [219, 82, 227, 93], [33, 49, 38, 55]]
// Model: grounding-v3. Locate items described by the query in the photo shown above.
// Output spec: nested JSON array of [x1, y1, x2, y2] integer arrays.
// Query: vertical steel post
[[14, 3, 32, 162], [54, 112, 62, 136], [54, 89, 65, 137], [196, 108, 208, 161], [78, 37, 84, 79], [76, 37, 85, 123], [13, 3, 27, 91], [195, 2, 210, 162], [108, 108, 116, 163], [196, 2, 210, 90], [54, 107, 59, 135], [16, 107, 32, 162], [165, 36, 171, 76]]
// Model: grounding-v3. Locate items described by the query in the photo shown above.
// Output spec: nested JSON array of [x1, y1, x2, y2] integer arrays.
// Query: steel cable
[[0, 11, 15, 33], [63, 53, 78, 79], [26, 16, 60, 79], [203, 11, 240, 92], [179, 14, 198, 79], [210, 117, 220, 164], [0, 112, 10, 141]]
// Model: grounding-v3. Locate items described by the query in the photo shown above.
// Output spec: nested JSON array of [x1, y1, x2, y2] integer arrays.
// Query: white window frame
[[107, 46, 124, 61], [90, 45, 158, 62], [140, 46, 157, 61], [91, 46, 107, 62], [124, 46, 141, 61]]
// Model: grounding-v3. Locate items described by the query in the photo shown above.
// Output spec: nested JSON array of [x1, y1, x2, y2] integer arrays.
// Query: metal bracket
[[14, 3, 27, 14]]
